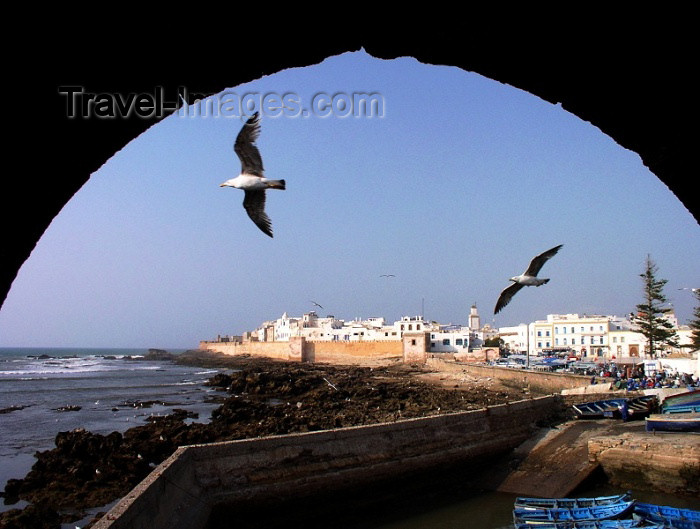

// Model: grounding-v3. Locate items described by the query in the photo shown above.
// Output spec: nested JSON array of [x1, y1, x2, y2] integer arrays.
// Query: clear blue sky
[[1, 50, 698, 349]]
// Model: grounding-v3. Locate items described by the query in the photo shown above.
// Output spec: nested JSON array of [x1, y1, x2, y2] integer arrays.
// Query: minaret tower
[[468, 303, 481, 331]]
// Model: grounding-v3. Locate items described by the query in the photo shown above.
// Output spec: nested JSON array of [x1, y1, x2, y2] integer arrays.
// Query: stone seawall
[[93, 396, 557, 529], [427, 358, 597, 394], [588, 431, 700, 495]]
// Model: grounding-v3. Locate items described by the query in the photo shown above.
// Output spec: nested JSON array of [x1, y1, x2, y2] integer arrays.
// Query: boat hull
[[645, 412, 700, 432], [513, 501, 636, 524]]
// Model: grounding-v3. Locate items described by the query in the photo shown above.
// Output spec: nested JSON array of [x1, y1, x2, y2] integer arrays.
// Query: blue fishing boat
[[645, 412, 700, 433], [513, 500, 635, 524], [573, 399, 628, 419], [514, 492, 631, 510], [661, 389, 700, 413], [633, 502, 700, 529], [573, 396, 656, 420], [513, 521, 660, 529], [602, 395, 657, 420]]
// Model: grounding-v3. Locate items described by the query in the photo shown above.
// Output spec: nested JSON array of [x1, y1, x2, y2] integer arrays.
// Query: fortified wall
[[199, 332, 499, 365], [93, 396, 558, 529], [200, 334, 412, 364]]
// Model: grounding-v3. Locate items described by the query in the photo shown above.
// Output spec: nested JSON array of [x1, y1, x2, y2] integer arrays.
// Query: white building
[[499, 312, 692, 361]]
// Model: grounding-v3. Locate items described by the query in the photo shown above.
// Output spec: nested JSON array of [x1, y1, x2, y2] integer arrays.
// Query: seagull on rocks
[[220, 112, 286, 237], [494, 244, 563, 314]]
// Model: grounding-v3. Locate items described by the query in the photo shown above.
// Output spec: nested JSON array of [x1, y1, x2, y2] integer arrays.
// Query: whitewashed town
[[212, 304, 699, 377]]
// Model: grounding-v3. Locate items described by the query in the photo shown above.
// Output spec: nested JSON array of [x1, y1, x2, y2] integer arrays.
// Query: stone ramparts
[[92, 396, 557, 529], [427, 358, 596, 393]]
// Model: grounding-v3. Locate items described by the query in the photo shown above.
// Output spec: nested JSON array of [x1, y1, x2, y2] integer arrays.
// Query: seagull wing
[[243, 190, 273, 237], [523, 244, 563, 276], [494, 282, 525, 314], [234, 112, 264, 176]]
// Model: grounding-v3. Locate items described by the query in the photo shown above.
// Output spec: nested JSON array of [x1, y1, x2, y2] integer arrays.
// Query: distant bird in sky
[[678, 287, 699, 292], [310, 300, 324, 310], [380, 274, 395, 278], [220, 112, 286, 237], [494, 244, 563, 314]]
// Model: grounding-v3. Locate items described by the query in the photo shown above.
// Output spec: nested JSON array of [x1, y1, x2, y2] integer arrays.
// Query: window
[[571, 327, 575, 333], [443, 339, 450, 346], [572, 339, 576, 345], [537, 331, 542, 337], [411, 339, 416, 346], [416, 324, 421, 330], [546, 330, 550, 337], [456, 338, 463, 345]]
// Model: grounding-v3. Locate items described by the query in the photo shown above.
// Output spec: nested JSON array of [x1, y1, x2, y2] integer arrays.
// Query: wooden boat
[[573, 399, 628, 419], [573, 396, 656, 420], [633, 502, 700, 529], [661, 389, 700, 412], [663, 404, 700, 414], [645, 412, 700, 432], [514, 492, 631, 510], [514, 521, 660, 529], [602, 395, 657, 420], [513, 500, 635, 524]]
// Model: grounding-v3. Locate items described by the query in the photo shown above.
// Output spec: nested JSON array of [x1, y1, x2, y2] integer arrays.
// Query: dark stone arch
[[3, 29, 696, 310]]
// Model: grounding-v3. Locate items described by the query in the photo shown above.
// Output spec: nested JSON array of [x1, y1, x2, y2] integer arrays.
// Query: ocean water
[[0, 347, 225, 515]]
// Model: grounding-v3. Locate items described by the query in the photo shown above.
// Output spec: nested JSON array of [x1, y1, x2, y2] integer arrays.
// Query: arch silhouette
[[3, 30, 696, 310]]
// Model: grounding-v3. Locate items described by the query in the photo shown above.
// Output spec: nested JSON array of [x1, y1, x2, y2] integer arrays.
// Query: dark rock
[[0, 501, 61, 529], [53, 405, 81, 412]]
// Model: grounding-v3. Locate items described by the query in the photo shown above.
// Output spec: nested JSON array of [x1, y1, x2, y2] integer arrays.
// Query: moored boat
[[514, 492, 631, 510], [573, 396, 656, 420], [645, 412, 700, 433], [513, 500, 636, 524], [602, 395, 657, 420], [661, 389, 700, 412], [514, 520, 660, 529], [573, 399, 628, 419], [633, 501, 700, 528]]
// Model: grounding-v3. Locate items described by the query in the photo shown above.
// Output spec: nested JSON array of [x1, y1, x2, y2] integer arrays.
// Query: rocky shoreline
[[0, 351, 549, 529]]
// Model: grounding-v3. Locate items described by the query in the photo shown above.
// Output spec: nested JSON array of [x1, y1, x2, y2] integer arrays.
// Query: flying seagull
[[380, 274, 395, 278], [494, 244, 563, 314], [678, 287, 699, 292], [310, 300, 324, 310], [220, 112, 286, 237]]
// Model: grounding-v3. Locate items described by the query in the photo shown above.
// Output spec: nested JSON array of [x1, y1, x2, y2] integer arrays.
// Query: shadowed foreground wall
[[92, 396, 557, 529]]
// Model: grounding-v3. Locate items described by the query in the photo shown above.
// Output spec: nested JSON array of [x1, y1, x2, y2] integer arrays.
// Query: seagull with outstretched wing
[[494, 244, 563, 314], [220, 112, 286, 237]]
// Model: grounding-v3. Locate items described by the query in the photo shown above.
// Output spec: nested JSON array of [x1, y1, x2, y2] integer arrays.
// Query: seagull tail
[[267, 179, 286, 190]]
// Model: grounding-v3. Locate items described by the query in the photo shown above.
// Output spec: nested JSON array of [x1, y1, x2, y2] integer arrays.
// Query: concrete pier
[[92, 396, 557, 529]]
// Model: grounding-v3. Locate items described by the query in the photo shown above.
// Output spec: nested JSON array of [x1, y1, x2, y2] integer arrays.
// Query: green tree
[[689, 289, 700, 349], [632, 254, 679, 357]]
